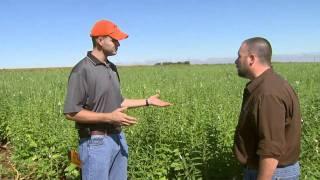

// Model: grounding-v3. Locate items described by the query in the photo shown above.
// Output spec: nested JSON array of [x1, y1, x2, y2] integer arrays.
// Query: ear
[[96, 37, 104, 46], [248, 54, 255, 66]]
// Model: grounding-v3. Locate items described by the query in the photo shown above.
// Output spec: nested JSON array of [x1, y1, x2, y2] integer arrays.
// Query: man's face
[[100, 36, 120, 56], [235, 43, 251, 78]]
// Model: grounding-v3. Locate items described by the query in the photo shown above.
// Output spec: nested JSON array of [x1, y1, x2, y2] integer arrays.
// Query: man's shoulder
[[259, 72, 293, 98], [70, 57, 92, 73]]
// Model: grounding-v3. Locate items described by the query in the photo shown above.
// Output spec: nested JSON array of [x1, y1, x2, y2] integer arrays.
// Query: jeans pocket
[[119, 133, 129, 155], [89, 135, 104, 146], [79, 139, 89, 163]]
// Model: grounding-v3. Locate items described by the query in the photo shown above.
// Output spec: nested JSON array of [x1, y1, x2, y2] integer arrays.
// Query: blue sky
[[0, 0, 319, 68]]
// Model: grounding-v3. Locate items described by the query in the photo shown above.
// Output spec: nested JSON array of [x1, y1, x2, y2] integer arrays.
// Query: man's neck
[[91, 49, 108, 63], [251, 65, 270, 80]]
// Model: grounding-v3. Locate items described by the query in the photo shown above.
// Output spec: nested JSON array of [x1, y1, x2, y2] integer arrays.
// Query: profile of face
[[98, 36, 120, 56], [235, 43, 251, 78]]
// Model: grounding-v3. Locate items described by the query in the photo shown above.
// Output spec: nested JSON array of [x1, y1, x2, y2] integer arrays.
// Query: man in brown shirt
[[233, 37, 301, 180]]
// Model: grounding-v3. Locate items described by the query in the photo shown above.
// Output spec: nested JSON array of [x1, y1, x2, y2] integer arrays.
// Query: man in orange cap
[[64, 19, 172, 180]]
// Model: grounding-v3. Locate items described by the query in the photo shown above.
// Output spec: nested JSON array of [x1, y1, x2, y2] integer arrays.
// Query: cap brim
[[109, 29, 128, 40]]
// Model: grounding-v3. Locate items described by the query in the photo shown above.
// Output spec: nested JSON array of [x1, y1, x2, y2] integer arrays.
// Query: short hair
[[91, 37, 97, 48], [244, 37, 272, 65]]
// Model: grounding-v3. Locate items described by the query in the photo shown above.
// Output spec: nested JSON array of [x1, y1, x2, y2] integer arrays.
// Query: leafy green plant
[[0, 63, 319, 179]]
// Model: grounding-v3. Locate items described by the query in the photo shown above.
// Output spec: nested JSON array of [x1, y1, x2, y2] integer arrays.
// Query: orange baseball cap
[[90, 20, 128, 40]]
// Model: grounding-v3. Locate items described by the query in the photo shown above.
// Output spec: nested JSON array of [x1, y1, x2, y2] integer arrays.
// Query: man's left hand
[[148, 94, 172, 107]]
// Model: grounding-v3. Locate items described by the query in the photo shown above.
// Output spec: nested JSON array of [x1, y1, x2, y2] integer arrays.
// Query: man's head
[[235, 37, 272, 79], [90, 20, 128, 56]]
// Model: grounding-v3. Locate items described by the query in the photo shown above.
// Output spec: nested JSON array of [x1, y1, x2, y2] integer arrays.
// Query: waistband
[[245, 162, 299, 170], [78, 127, 121, 138]]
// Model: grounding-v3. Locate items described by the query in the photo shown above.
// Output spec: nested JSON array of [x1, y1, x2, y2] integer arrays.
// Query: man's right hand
[[109, 107, 137, 126]]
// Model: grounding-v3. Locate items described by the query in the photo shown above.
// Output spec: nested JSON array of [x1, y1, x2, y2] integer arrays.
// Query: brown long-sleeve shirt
[[234, 68, 301, 169]]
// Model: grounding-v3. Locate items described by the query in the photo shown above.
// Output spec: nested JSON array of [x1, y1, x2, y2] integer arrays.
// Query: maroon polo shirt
[[234, 68, 301, 168]]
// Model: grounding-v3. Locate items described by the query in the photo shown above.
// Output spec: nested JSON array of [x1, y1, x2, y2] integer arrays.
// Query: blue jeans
[[79, 132, 129, 180], [244, 162, 300, 180]]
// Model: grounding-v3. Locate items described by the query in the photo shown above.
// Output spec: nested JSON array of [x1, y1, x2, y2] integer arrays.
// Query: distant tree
[[154, 60, 191, 66]]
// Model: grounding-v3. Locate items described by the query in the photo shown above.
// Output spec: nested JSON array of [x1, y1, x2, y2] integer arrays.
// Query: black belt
[[78, 128, 121, 138], [277, 163, 296, 168], [245, 162, 296, 169]]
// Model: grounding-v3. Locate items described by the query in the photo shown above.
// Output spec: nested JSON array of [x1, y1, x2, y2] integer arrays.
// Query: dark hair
[[244, 37, 272, 65], [91, 37, 97, 48]]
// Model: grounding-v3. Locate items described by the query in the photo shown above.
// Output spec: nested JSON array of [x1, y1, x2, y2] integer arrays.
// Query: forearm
[[257, 157, 278, 180], [121, 98, 148, 108], [65, 109, 111, 124]]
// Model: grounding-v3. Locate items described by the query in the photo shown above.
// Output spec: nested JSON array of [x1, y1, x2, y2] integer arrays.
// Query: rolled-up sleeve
[[64, 71, 87, 114], [256, 94, 286, 159]]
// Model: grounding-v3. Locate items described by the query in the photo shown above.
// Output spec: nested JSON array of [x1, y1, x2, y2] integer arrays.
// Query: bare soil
[[0, 143, 15, 180]]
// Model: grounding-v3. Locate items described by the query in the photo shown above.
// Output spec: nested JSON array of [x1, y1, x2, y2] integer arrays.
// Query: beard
[[237, 69, 246, 78], [103, 48, 117, 56], [236, 66, 250, 79]]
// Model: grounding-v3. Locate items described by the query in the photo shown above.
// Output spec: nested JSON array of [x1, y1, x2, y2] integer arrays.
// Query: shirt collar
[[86, 51, 110, 67], [246, 68, 273, 93]]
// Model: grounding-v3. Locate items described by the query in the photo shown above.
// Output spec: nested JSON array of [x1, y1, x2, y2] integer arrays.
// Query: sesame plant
[[0, 63, 319, 179]]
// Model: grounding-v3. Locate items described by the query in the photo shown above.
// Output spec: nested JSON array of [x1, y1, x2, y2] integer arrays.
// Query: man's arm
[[256, 95, 285, 179], [65, 107, 137, 126], [257, 157, 278, 180], [121, 94, 172, 108]]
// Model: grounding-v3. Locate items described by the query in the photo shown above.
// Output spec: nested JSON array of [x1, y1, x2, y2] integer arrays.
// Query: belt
[[277, 163, 296, 168], [245, 162, 296, 170], [78, 128, 121, 138], [90, 130, 107, 136]]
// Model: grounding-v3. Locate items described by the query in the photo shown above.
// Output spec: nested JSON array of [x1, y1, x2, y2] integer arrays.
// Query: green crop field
[[0, 63, 319, 179]]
